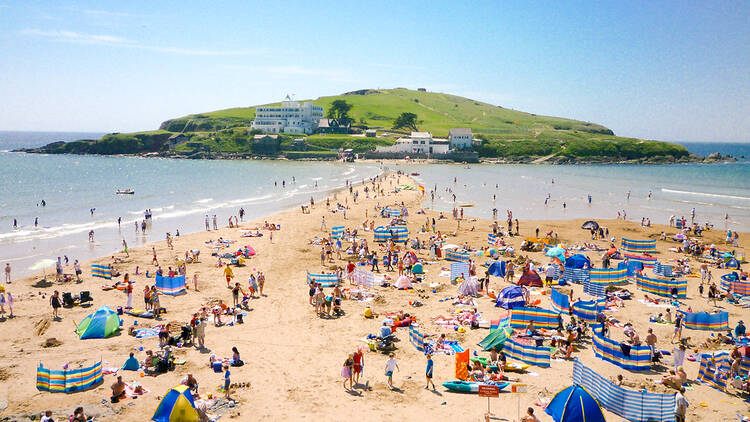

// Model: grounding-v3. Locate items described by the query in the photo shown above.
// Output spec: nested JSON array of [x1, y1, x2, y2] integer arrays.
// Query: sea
[[1, 131, 749, 278]]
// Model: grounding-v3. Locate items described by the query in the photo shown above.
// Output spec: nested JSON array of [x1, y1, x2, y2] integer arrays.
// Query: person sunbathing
[[111, 376, 126, 402]]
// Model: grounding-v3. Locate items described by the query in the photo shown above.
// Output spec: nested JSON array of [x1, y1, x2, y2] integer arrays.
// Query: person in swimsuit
[[342, 354, 354, 390], [232, 283, 244, 307], [50, 291, 61, 319]]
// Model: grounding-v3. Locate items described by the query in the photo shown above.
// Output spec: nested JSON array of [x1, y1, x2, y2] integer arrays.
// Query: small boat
[[442, 380, 509, 393], [459, 204, 474, 208], [116, 189, 135, 195], [410, 172, 420, 176]]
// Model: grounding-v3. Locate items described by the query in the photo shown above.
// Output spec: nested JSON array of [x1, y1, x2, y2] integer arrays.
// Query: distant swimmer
[[292, 176, 296, 183], [41, 199, 46, 207], [588, 195, 592, 204], [282, 180, 286, 188], [90, 208, 95, 216], [648, 191, 652, 199], [13, 218, 17, 229], [34, 217, 38, 227], [88, 230, 94, 242], [117, 217, 121, 226], [563, 202, 566, 209], [626, 191, 631, 200]]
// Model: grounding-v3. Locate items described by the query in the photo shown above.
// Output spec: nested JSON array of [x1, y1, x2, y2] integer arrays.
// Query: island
[[21, 88, 708, 164]]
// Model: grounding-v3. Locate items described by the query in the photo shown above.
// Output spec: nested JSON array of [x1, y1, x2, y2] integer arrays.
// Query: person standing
[[152, 247, 158, 266], [4, 263, 10, 284], [342, 354, 354, 390], [672, 313, 683, 343], [124, 275, 133, 309], [6, 292, 13, 318], [352, 347, 364, 385], [122, 240, 129, 257], [74, 260, 82, 282], [224, 265, 234, 288], [212, 215, 218, 230], [205, 215, 210, 231], [193, 273, 199, 291], [425, 354, 435, 390], [385, 353, 399, 389], [674, 387, 688, 422], [50, 291, 61, 319], [223, 365, 231, 398]]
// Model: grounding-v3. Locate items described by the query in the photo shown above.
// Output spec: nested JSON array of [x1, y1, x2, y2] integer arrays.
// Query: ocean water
[[392, 160, 750, 234], [1, 131, 749, 278], [0, 134, 381, 278]]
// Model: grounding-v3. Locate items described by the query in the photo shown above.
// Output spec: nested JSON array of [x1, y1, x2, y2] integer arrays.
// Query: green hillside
[[160, 88, 614, 138], [27, 88, 694, 163]]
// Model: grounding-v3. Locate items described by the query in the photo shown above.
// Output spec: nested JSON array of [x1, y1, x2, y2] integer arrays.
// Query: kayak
[[116, 189, 135, 195], [442, 380, 509, 393]]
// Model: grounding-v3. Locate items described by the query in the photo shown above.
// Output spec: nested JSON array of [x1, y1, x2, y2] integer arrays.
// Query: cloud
[[81, 9, 138, 18], [21, 28, 258, 56]]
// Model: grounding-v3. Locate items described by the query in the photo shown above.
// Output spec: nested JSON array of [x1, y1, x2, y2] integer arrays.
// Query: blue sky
[[0, 1, 748, 142]]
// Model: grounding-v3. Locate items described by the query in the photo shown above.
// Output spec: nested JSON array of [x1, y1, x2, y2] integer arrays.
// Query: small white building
[[251, 97, 324, 134], [449, 128, 473, 150], [375, 132, 450, 155]]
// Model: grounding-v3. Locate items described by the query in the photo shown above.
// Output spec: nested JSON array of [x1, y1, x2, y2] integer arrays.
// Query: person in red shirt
[[124, 274, 133, 309]]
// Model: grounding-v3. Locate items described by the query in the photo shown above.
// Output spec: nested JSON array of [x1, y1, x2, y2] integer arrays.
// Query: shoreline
[[14, 148, 737, 165], [2, 174, 748, 421]]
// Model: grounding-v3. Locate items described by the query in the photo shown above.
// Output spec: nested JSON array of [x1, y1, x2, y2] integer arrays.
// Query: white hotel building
[[251, 99, 324, 134]]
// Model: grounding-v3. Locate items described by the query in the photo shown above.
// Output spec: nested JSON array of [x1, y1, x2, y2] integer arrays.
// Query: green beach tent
[[76, 305, 121, 339]]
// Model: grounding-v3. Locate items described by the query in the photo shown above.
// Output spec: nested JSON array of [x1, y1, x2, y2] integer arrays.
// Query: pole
[[517, 394, 520, 421]]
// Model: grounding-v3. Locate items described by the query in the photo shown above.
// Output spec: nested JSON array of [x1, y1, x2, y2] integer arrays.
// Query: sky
[[0, 1, 748, 142]]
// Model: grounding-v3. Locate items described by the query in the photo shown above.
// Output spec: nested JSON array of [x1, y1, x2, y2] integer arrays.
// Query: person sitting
[[735, 320, 746, 338], [111, 375, 126, 402], [231, 346, 244, 367], [71, 407, 88, 422], [184, 373, 199, 393], [380, 322, 392, 339], [122, 352, 140, 371]]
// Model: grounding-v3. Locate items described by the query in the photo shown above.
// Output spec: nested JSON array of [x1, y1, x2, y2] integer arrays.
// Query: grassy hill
[[27, 88, 693, 162], [160, 88, 614, 138]]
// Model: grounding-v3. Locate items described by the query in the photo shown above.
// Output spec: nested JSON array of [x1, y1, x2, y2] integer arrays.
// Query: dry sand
[[0, 173, 748, 421]]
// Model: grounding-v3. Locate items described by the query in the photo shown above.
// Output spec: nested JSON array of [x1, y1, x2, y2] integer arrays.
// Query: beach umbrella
[[29, 258, 56, 280], [545, 384, 606, 422]]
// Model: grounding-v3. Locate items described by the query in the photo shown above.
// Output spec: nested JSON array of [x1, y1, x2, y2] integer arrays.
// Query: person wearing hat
[[736, 320, 746, 338]]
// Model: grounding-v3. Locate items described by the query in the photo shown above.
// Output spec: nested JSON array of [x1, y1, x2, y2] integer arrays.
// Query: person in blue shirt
[[425, 354, 435, 390], [735, 320, 746, 338], [380, 322, 392, 339], [223, 365, 231, 398]]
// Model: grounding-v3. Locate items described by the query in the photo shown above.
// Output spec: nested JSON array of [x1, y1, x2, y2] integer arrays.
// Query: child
[[385, 353, 399, 389], [425, 354, 435, 390], [223, 365, 231, 398]]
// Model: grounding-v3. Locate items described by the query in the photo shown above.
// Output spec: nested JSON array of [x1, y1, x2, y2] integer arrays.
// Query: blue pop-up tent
[[488, 261, 506, 277], [545, 384, 606, 422]]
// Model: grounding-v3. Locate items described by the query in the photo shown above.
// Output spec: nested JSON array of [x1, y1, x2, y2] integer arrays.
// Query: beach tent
[[495, 285, 528, 309], [457, 277, 479, 296], [155, 275, 187, 295], [726, 258, 740, 269], [545, 384, 606, 422], [581, 220, 599, 230], [479, 325, 513, 351], [488, 261, 506, 277], [76, 306, 121, 339], [546, 246, 566, 263], [412, 262, 424, 274], [565, 254, 591, 269], [152, 385, 199, 422], [394, 275, 413, 289], [518, 270, 543, 287]]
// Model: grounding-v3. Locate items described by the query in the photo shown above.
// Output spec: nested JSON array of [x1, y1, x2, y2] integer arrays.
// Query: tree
[[326, 100, 353, 124], [392, 112, 420, 132]]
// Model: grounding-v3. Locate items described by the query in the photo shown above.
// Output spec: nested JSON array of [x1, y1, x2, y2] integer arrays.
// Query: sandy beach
[[1, 173, 748, 421]]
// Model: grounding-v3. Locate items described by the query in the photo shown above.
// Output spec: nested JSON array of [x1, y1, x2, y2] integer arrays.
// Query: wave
[[661, 188, 750, 201], [194, 198, 213, 204]]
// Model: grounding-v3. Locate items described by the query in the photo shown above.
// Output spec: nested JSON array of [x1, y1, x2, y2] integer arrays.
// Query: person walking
[[122, 240, 129, 257], [425, 354, 435, 390], [193, 273, 199, 291], [212, 215, 218, 230], [385, 353, 399, 389], [50, 291, 61, 319], [672, 313, 683, 343], [223, 365, 231, 398], [224, 265, 234, 288], [4, 263, 10, 284]]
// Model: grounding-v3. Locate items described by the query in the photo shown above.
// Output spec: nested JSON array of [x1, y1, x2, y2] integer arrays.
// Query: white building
[[251, 98, 324, 134], [375, 132, 450, 155], [449, 128, 474, 150]]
